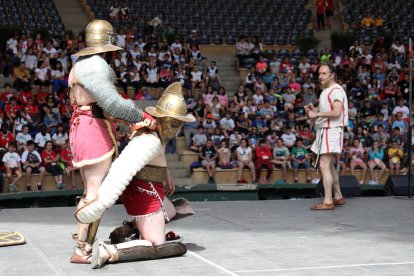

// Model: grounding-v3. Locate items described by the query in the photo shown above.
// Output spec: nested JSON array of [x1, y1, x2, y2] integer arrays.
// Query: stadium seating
[[86, 0, 312, 45], [0, 0, 65, 35]]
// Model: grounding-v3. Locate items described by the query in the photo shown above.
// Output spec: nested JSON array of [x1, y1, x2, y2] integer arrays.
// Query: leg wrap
[[92, 240, 187, 269]]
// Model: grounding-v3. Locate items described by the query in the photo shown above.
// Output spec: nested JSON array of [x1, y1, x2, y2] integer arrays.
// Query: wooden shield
[[0, 232, 26, 247]]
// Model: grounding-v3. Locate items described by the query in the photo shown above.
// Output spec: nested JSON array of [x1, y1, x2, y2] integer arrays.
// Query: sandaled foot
[[165, 231, 183, 243], [70, 253, 92, 264], [310, 202, 335, 210], [333, 197, 346, 206]]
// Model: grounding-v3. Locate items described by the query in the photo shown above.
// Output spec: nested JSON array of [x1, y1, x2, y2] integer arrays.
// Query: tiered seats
[[341, 0, 414, 42], [0, 0, 65, 35], [87, 0, 312, 45]]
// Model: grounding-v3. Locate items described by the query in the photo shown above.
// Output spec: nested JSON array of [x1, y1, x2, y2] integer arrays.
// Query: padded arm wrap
[[75, 55, 143, 123], [75, 134, 161, 224]]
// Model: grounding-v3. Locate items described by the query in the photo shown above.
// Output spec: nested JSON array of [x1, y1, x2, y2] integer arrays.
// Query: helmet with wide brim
[[145, 82, 196, 122], [74, 19, 123, 57], [75, 44, 123, 57]]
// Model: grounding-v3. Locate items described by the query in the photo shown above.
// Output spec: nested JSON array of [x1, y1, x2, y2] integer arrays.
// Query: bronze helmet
[[75, 20, 122, 57]]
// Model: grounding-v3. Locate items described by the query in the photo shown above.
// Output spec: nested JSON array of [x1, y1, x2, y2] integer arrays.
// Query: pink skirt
[[69, 113, 116, 168]]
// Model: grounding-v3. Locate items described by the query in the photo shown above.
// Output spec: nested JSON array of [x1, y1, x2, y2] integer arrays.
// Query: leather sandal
[[310, 202, 335, 210], [333, 197, 346, 206], [70, 253, 92, 264]]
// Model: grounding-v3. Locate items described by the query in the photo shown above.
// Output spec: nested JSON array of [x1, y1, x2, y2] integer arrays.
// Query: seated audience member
[[15, 125, 32, 153], [51, 123, 68, 152], [281, 126, 296, 150], [24, 97, 40, 123], [13, 110, 32, 134], [219, 112, 235, 134], [21, 140, 46, 191], [271, 138, 290, 183], [290, 139, 311, 183], [42, 140, 65, 189], [60, 141, 78, 189], [13, 62, 31, 91], [190, 126, 207, 152], [2, 143, 23, 192], [217, 140, 232, 169], [190, 65, 205, 98], [34, 124, 52, 152], [348, 139, 367, 184], [199, 139, 217, 184], [4, 97, 19, 125], [255, 139, 273, 184], [388, 140, 404, 175], [337, 139, 350, 175], [236, 139, 256, 184], [367, 141, 386, 185], [0, 123, 14, 150]]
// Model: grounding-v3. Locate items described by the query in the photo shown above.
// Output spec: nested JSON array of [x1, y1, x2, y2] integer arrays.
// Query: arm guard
[[75, 55, 143, 123], [75, 134, 162, 224]]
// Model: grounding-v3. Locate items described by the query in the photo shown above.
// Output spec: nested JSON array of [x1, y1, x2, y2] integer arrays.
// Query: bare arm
[[308, 100, 343, 119]]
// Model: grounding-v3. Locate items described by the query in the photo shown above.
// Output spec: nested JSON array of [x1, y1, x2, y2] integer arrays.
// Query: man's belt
[[79, 103, 105, 119], [134, 165, 166, 183]]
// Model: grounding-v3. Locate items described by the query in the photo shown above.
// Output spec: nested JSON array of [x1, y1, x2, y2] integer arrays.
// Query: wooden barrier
[[192, 167, 390, 185], [181, 150, 199, 168], [176, 137, 187, 153], [1, 172, 84, 193]]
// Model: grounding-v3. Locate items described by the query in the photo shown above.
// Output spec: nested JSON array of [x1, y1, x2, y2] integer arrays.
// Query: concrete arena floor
[[1, 197, 414, 276]]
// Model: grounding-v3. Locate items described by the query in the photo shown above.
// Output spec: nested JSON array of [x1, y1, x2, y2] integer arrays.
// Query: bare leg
[[134, 210, 166, 245], [163, 197, 176, 221], [330, 159, 343, 200], [319, 154, 334, 204]]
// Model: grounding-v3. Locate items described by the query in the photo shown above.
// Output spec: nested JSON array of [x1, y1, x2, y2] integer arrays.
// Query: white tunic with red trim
[[311, 83, 348, 155]]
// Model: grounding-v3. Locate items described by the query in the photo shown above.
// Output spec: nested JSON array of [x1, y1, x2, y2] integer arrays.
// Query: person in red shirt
[[42, 140, 65, 189], [17, 85, 35, 106], [325, 0, 334, 29], [0, 123, 14, 149], [1, 83, 16, 104], [255, 139, 273, 184], [316, 0, 326, 31], [4, 97, 20, 125], [60, 141, 78, 189], [24, 97, 40, 123], [36, 85, 50, 105]]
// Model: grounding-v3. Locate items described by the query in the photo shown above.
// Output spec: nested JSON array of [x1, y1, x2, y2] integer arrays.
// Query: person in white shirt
[[206, 61, 221, 87], [190, 65, 205, 98], [3, 143, 23, 192], [34, 125, 52, 150], [16, 125, 32, 152], [52, 123, 68, 150], [21, 47, 38, 71], [219, 112, 235, 132], [43, 41, 58, 59], [281, 126, 296, 148], [392, 98, 410, 119], [34, 61, 50, 87], [116, 28, 127, 48], [170, 37, 183, 53], [236, 139, 256, 183], [6, 34, 18, 52], [306, 64, 348, 210], [51, 61, 68, 92]]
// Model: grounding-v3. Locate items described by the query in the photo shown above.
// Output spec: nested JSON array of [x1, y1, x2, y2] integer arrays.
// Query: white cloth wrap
[[75, 134, 161, 223], [74, 55, 143, 123]]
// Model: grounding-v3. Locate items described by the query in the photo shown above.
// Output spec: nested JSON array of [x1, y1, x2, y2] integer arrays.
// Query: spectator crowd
[[0, 2, 413, 190]]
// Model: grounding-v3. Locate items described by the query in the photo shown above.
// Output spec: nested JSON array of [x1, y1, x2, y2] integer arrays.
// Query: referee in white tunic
[[306, 64, 349, 210]]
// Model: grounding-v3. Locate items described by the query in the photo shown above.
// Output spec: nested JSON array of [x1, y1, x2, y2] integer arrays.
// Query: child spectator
[[21, 140, 46, 191], [388, 140, 404, 175], [24, 97, 40, 123], [217, 140, 232, 169], [34, 124, 51, 152], [271, 138, 290, 183], [51, 123, 68, 152], [281, 126, 296, 150], [13, 110, 32, 134], [202, 114, 217, 134], [60, 141, 77, 189], [4, 97, 19, 125], [2, 143, 23, 192], [51, 61, 68, 93], [219, 112, 235, 134], [15, 125, 32, 153], [42, 141, 64, 189], [348, 139, 368, 184], [367, 141, 386, 185], [255, 139, 273, 184], [210, 128, 225, 148], [0, 123, 14, 150], [337, 139, 350, 175], [199, 139, 217, 184], [236, 139, 256, 184], [266, 131, 278, 149], [17, 84, 34, 106], [1, 83, 15, 105], [190, 126, 207, 152], [290, 139, 311, 183]]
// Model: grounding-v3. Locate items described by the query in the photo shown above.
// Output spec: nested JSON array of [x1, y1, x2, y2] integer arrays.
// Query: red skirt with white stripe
[[311, 127, 343, 155]]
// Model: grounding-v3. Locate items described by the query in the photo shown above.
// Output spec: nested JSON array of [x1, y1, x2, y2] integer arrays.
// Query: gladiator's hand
[[143, 112, 158, 130]]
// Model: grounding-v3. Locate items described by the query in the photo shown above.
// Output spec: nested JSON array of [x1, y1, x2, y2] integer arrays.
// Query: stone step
[[165, 153, 180, 162], [170, 168, 190, 178], [173, 177, 193, 186], [167, 161, 185, 169]]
